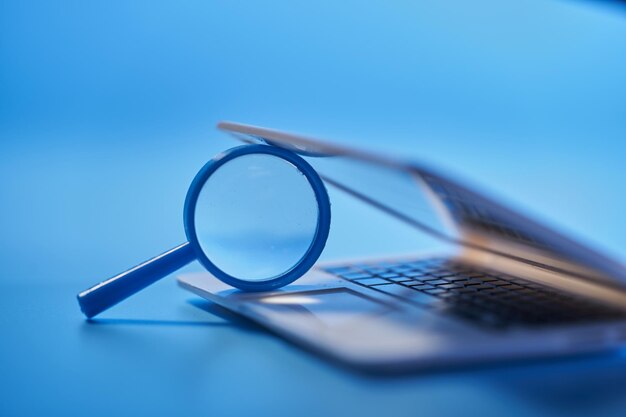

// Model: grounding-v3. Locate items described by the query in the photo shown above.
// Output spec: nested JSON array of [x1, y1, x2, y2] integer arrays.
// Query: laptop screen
[[218, 121, 626, 291]]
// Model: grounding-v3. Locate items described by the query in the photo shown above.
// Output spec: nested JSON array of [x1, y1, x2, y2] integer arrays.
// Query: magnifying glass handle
[[77, 242, 196, 318]]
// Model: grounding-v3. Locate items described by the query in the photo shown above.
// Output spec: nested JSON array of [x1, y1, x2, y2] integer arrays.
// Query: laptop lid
[[216, 121, 626, 291]]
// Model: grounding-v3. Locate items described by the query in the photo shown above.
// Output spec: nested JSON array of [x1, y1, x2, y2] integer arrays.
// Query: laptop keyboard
[[323, 258, 626, 330]]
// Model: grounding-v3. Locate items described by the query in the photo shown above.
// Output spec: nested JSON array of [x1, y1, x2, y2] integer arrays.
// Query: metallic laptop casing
[[178, 252, 626, 371]]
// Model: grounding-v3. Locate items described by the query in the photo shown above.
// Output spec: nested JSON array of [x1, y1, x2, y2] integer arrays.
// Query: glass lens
[[194, 154, 319, 281]]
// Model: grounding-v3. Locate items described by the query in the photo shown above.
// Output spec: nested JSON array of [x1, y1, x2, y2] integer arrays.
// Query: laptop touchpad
[[248, 288, 397, 330]]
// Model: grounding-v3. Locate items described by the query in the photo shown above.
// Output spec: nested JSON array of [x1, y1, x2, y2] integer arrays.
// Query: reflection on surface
[[260, 294, 322, 305], [255, 288, 394, 329]]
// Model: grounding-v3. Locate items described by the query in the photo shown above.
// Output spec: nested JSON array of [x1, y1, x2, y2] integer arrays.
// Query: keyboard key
[[399, 279, 423, 286], [407, 275, 433, 282], [474, 284, 495, 290], [423, 279, 448, 285], [340, 272, 373, 280], [432, 273, 458, 279], [379, 272, 402, 279], [500, 284, 523, 290], [403, 270, 431, 278], [387, 276, 413, 283], [353, 277, 389, 286], [446, 276, 471, 282], [438, 283, 464, 290], [424, 288, 446, 295], [489, 280, 511, 286], [456, 287, 478, 293], [373, 283, 441, 306], [410, 284, 436, 290]]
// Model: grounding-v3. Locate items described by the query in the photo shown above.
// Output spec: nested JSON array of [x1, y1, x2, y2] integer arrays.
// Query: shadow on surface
[[186, 298, 265, 332], [80, 299, 264, 330], [86, 318, 233, 327]]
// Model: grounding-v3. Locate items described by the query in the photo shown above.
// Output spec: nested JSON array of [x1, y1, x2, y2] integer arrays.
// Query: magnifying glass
[[77, 144, 331, 318]]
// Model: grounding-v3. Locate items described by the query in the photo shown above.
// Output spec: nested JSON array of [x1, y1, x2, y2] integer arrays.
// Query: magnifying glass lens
[[194, 154, 319, 281]]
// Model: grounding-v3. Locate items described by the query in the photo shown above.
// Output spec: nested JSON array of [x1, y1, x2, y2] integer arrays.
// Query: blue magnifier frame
[[77, 144, 331, 319], [185, 144, 331, 291]]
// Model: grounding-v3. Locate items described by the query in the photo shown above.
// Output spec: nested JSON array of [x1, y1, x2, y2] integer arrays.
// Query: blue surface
[[1, 1, 626, 416]]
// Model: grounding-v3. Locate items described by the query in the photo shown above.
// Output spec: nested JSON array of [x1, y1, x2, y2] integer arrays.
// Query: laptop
[[178, 122, 626, 372]]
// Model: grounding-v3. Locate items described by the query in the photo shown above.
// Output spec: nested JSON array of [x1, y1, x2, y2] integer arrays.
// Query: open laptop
[[178, 122, 626, 372]]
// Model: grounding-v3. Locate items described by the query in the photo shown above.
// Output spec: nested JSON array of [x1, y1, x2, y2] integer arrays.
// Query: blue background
[[1, 1, 626, 416]]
